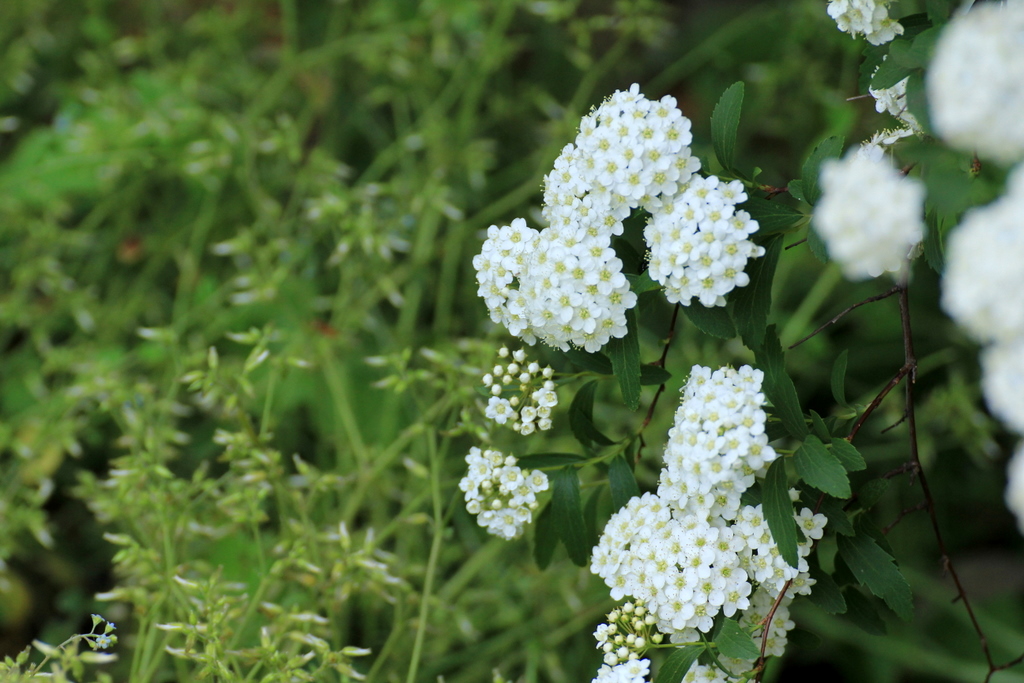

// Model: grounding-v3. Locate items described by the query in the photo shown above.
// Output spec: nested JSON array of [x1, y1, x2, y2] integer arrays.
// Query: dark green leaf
[[627, 271, 663, 295], [516, 452, 588, 469], [654, 645, 704, 683], [754, 326, 808, 439], [830, 439, 866, 472], [904, 71, 932, 135], [856, 478, 890, 510], [924, 211, 945, 272], [741, 197, 806, 235], [569, 381, 615, 448], [533, 503, 557, 569], [551, 467, 590, 566], [763, 458, 799, 568], [871, 51, 914, 90], [859, 43, 888, 93], [807, 224, 829, 263], [794, 435, 851, 498], [614, 237, 643, 275], [815, 494, 854, 536], [788, 179, 806, 203], [831, 350, 849, 408], [562, 348, 613, 375], [608, 453, 640, 512], [843, 588, 887, 636], [807, 554, 847, 614], [926, 0, 950, 22], [732, 234, 782, 349], [607, 308, 642, 410], [711, 82, 744, 172], [716, 619, 760, 660], [837, 530, 914, 620], [640, 364, 671, 386], [809, 410, 832, 444], [584, 488, 602, 550], [740, 481, 762, 508], [801, 136, 845, 206], [682, 303, 736, 339]]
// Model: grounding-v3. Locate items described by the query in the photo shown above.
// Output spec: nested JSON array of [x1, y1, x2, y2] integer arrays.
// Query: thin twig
[[784, 237, 807, 250], [637, 304, 680, 464], [755, 579, 791, 678], [846, 364, 911, 441], [882, 501, 927, 535], [790, 285, 900, 349]]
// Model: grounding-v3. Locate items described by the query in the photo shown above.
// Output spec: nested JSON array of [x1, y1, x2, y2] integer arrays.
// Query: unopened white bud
[[513, 349, 526, 362], [498, 347, 509, 358]]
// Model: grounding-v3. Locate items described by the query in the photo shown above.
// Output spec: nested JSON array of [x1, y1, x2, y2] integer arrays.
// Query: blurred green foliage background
[[1, 0, 1022, 681]]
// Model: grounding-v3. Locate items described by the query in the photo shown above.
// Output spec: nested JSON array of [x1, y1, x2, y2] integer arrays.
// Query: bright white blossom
[[481, 347, 557, 433], [927, 2, 1024, 164], [1007, 445, 1024, 535], [592, 657, 651, 683], [814, 151, 924, 280], [827, 0, 904, 45], [856, 127, 914, 163], [644, 177, 764, 307], [942, 167, 1024, 344], [868, 72, 921, 133], [459, 447, 549, 539]]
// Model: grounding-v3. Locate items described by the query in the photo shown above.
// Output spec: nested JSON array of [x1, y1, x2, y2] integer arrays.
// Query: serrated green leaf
[[608, 453, 640, 512], [754, 326, 808, 439], [682, 303, 736, 339], [816, 494, 854, 536], [654, 645, 704, 683], [711, 82, 744, 172], [830, 439, 866, 472], [871, 50, 914, 90], [533, 503, 557, 569], [551, 467, 589, 567], [857, 478, 890, 510], [807, 224, 829, 263], [794, 435, 850, 498], [801, 136, 845, 206], [516, 452, 588, 469], [787, 179, 806, 203], [569, 381, 615, 448], [742, 197, 806, 235], [640, 364, 671, 386], [607, 308, 642, 410], [831, 350, 849, 407], [627, 270, 662, 295], [809, 409, 832, 444], [837, 530, 914, 620], [763, 458, 799, 568], [843, 588, 887, 636], [807, 554, 847, 614], [732, 234, 782, 349], [562, 348, 613, 375], [859, 43, 888, 93], [716, 619, 760, 660]]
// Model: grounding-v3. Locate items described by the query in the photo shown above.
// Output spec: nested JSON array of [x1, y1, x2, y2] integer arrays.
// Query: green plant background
[[1, 0, 1022, 681]]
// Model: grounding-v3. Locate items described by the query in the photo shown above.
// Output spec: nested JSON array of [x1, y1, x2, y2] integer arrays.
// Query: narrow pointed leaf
[[843, 588, 887, 635], [837, 530, 914, 620], [763, 458, 799, 568], [831, 349, 849, 407], [732, 234, 782, 349], [801, 136, 844, 206], [562, 347, 613, 375], [830, 439, 866, 472], [607, 308, 642, 410], [550, 466, 589, 566], [640, 364, 671, 386], [741, 197, 805, 235], [608, 453, 640, 512], [569, 380, 615, 448], [654, 645, 704, 683], [682, 303, 736, 339], [754, 325, 808, 439], [807, 555, 847, 614], [711, 82, 744, 172], [716, 619, 760, 660], [516, 452, 587, 469], [533, 504, 557, 569], [793, 435, 851, 498], [809, 410, 832, 443]]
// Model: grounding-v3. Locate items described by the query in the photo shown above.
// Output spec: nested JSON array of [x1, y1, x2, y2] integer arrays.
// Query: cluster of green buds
[[593, 601, 664, 666], [481, 347, 557, 435]]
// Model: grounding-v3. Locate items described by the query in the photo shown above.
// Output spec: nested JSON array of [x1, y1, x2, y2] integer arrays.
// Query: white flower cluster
[[593, 658, 651, 683], [927, 2, 1024, 165], [868, 72, 920, 133], [814, 150, 924, 280], [482, 346, 557, 434], [590, 366, 826, 653], [474, 84, 765, 352], [827, 0, 904, 45], [856, 128, 914, 163], [459, 447, 549, 539], [593, 601, 664, 667], [942, 166, 1024, 532], [645, 177, 764, 307]]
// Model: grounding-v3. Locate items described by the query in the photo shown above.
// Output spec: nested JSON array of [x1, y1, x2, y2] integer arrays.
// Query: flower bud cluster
[[593, 601, 664, 667], [592, 657, 651, 683], [482, 347, 558, 434], [827, 0, 903, 45], [459, 447, 549, 540]]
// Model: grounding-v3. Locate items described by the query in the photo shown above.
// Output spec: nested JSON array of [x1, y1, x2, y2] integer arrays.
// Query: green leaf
[[583, 488, 602, 550], [859, 43, 888, 94], [904, 71, 932, 135], [627, 271, 662, 295], [831, 350, 849, 407], [924, 211, 945, 273], [606, 308, 642, 410], [742, 197, 806, 235], [654, 645, 704, 683], [870, 52, 913, 90], [837, 530, 914, 620], [815, 494, 854, 536], [801, 136, 845, 206], [793, 435, 851, 498], [763, 458, 799, 568], [830, 439, 866, 472], [732, 234, 782, 350], [614, 237, 643, 275], [562, 348, 613, 375], [807, 554, 847, 614], [809, 410, 832, 443], [682, 303, 736, 339], [856, 478, 890, 510], [533, 504, 557, 569], [550, 467, 590, 567], [516, 452, 588, 469], [807, 224, 829, 263], [569, 381, 615, 448], [608, 453, 640, 512], [640, 364, 671, 386], [787, 179, 806, 203], [711, 82, 745, 172], [753, 326, 808, 439], [843, 588, 887, 636], [716, 619, 760, 660]]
